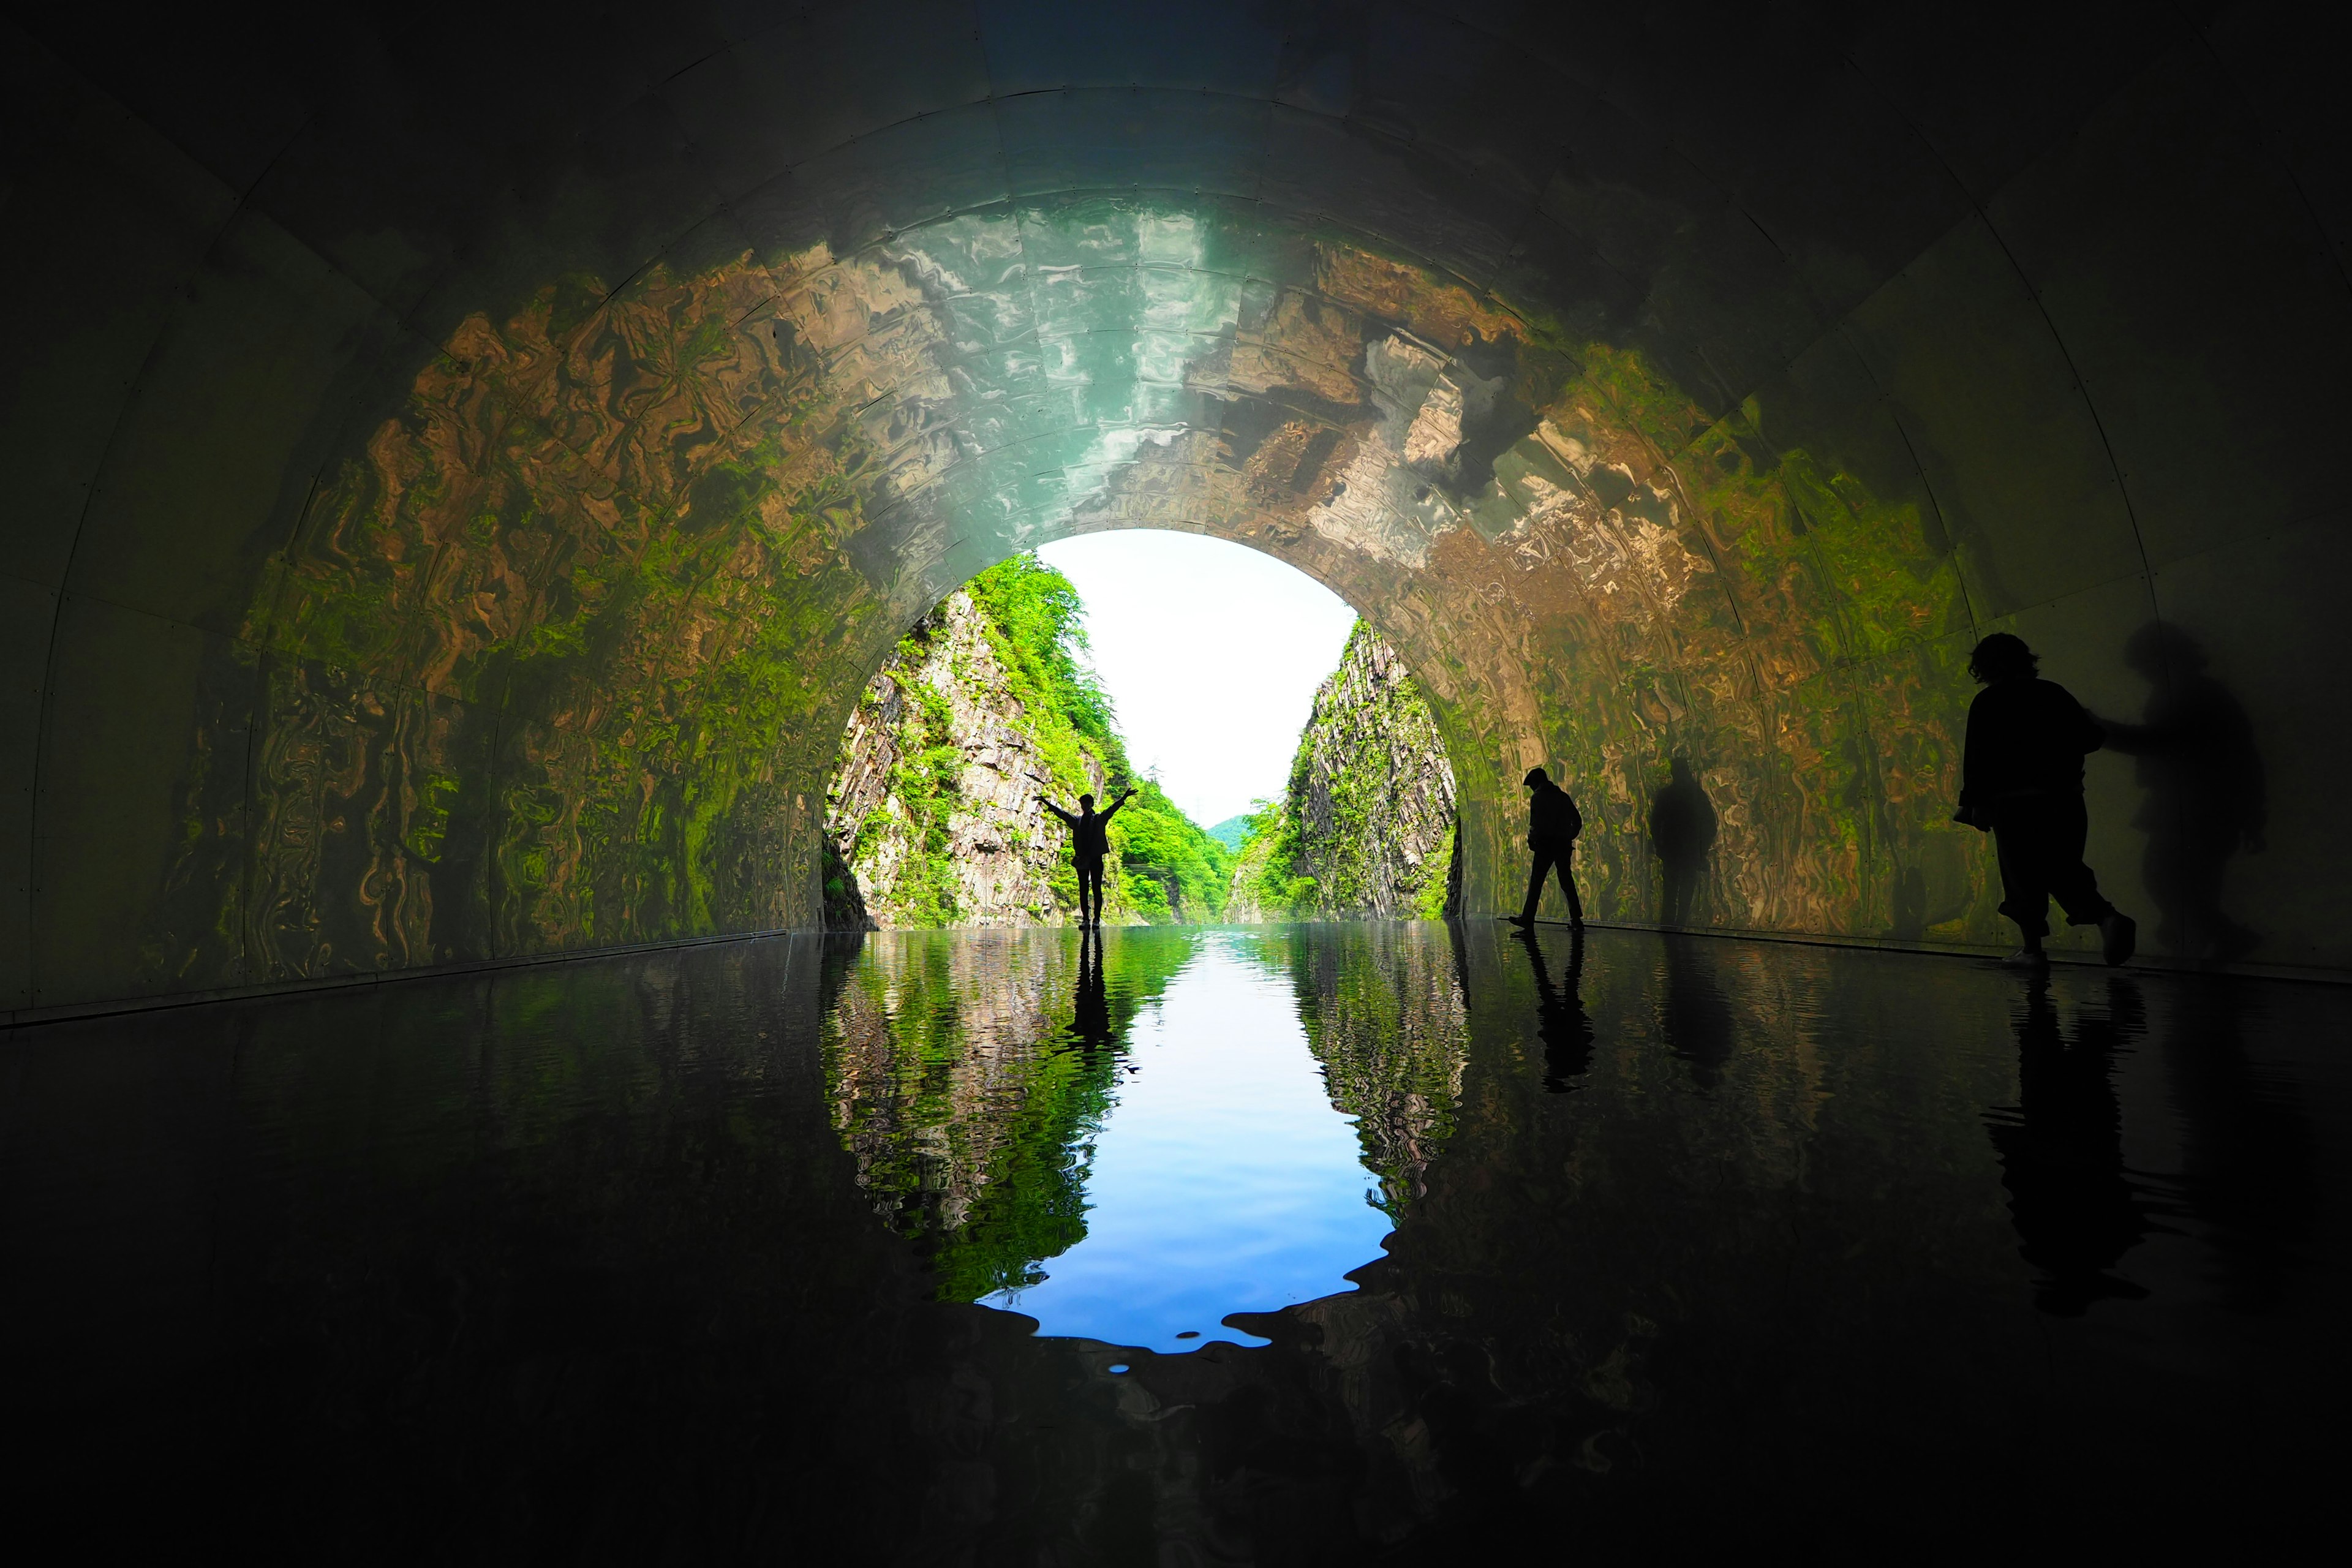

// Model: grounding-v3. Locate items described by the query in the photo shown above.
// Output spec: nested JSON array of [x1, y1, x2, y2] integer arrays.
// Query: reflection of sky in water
[[985, 936, 1395, 1352]]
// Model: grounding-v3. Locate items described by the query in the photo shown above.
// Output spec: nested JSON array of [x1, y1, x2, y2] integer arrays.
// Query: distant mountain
[[1206, 815, 1254, 851]]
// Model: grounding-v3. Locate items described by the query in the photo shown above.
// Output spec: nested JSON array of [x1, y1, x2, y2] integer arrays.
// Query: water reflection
[[821, 926, 1469, 1350], [2, 924, 2337, 1555], [1983, 977, 2154, 1314]]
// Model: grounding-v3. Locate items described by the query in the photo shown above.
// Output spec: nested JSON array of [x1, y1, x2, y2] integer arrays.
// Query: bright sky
[[1035, 530, 1359, 828]]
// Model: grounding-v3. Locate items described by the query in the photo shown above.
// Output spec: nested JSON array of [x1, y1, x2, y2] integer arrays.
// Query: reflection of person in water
[[2094, 623, 2266, 962], [1648, 756, 1717, 929], [1067, 929, 1115, 1065], [1514, 927, 1593, 1091], [1039, 786, 1131, 929], [1983, 977, 2151, 1315], [1507, 766, 1584, 930], [1659, 936, 1735, 1090], [1953, 633, 2136, 968]]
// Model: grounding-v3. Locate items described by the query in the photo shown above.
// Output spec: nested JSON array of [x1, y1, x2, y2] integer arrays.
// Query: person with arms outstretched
[[1508, 765, 1584, 930], [1040, 784, 1131, 929], [1953, 633, 2136, 968]]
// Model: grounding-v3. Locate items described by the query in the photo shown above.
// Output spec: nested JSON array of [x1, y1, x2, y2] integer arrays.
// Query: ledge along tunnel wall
[[6, 0, 2347, 1013]]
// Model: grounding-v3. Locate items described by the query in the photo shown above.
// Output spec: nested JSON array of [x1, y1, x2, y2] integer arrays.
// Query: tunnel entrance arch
[[816, 526, 1478, 930], [92, 196, 1996, 1000], [24, 0, 2346, 1012]]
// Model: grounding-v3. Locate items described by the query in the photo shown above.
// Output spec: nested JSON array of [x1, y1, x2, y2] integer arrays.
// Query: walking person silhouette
[[1953, 633, 2136, 968], [1039, 782, 1131, 929], [1507, 766, 1584, 930]]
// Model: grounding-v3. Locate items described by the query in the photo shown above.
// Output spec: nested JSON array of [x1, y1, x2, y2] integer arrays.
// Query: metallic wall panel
[[1986, 48, 2352, 567], [0, 35, 238, 591], [0, 574, 56, 1009], [31, 595, 255, 1005], [66, 209, 407, 638]]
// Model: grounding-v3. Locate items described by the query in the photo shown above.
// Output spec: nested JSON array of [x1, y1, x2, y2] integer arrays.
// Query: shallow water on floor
[[4, 922, 2345, 1556]]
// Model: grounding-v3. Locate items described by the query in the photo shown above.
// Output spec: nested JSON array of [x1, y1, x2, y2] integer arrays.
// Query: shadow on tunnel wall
[[2096, 622, 2266, 965]]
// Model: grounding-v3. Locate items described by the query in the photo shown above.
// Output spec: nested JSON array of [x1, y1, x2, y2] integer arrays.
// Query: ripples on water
[[2, 924, 2340, 1556]]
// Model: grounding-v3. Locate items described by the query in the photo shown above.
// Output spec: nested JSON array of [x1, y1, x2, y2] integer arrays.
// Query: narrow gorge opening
[[818, 529, 1464, 932]]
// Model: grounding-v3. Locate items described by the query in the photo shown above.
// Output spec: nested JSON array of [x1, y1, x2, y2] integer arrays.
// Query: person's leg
[[1558, 848, 1585, 927], [1992, 806, 2052, 958], [1077, 860, 1101, 927], [1516, 852, 1558, 924], [1662, 861, 1686, 926], [2045, 795, 2114, 927], [2046, 794, 2134, 965]]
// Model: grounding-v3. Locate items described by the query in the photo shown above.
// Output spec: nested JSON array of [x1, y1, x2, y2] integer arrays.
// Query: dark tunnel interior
[[7, 0, 2351, 1011], [3, 0, 2348, 1557]]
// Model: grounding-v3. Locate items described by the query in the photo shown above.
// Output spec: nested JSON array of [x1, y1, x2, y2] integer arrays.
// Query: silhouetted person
[[1507, 766, 1583, 930], [1514, 926, 1592, 1090], [1041, 787, 1131, 929], [1648, 756, 1716, 928], [1659, 935, 1735, 1090], [1983, 976, 2151, 1315], [1068, 928, 1115, 1065], [1953, 633, 2135, 968], [2095, 623, 2266, 962]]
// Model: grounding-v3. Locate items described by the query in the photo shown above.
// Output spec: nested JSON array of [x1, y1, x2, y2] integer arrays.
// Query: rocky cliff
[[1231, 622, 1459, 920], [824, 555, 1230, 929]]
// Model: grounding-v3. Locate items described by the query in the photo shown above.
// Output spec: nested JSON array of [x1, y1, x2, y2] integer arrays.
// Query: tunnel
[[6, 4, 2348, 1554], [8, 0, 2346, 1017]]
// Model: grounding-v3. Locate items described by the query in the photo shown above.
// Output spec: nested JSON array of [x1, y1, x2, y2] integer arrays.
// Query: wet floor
[[3, 923, 2344, 1558]]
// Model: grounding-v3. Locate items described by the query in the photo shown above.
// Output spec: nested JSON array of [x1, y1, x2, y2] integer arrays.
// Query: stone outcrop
[[824, 590, 1120, 929], [1231, 622, 1460, 920]]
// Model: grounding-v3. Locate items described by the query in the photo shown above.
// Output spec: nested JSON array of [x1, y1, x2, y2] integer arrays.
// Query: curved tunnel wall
[[5, 0, 2346, 1012]]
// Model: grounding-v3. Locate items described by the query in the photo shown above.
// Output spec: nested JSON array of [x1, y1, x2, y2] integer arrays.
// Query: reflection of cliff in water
[[821, 927, 1198, 1300], [1250, 923, 1471, 1217]]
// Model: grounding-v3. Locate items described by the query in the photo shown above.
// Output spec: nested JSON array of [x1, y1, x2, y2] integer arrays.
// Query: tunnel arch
[[7, 1, 2346, 1011]]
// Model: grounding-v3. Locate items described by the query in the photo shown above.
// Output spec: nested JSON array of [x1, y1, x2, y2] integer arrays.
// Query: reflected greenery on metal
[[164, 195, 1994, 1003]]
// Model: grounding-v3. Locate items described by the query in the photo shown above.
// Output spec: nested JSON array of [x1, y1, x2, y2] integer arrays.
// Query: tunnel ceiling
[[6, 0, 2350, 1011]]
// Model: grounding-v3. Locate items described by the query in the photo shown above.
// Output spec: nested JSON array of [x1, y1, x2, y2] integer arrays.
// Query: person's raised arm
[[1040, 798, 1077, 826], [1100, 789, 1133, 822]]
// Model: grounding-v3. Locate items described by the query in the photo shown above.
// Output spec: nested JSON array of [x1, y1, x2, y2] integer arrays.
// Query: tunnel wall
[[5, 1, 2347, 1014]]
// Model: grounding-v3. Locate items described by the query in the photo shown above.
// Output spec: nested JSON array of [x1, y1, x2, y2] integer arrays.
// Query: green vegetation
[[1205, 815, 1251, 851], [1228, 620, 1457, 919], [844, 552, 1236, 925], [823, 929, 1201, 1300]]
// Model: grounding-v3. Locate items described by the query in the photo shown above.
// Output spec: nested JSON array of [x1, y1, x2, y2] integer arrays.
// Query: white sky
[[1035, 530, 1359, 828]]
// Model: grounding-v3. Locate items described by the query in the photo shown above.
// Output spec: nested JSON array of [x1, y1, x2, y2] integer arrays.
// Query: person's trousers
[[1076, 858, 1105, 924], [1521, 846, 1583, 924], [1992, 794, 2114, 941]]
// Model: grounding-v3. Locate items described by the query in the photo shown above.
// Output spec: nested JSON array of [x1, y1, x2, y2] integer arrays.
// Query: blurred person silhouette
[[1983, 976, 2152, 1315], [1514, 926, 1593, 1090], [1506, 766, 1584, 930], [2093, 623, 2265, 962], [1039, 783, 1131, 929], [1659, 935, 1735, 1090], [1952, 633, 2135, 968], [1648, 756, 1717, 928]]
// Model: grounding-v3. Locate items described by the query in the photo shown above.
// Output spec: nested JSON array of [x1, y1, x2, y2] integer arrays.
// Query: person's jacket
[[1048, 797, 1124, 858], [1529, 782, 1583, 850], [1955, 677, 2103, 828]]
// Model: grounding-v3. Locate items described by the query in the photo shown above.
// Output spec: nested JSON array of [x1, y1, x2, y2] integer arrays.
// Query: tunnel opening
[[815, 527, 1469, 932]]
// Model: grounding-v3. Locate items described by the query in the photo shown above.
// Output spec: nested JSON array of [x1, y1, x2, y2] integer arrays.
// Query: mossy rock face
[[823, 556, 1233, 929], [1231, 622, 1459, 921]]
